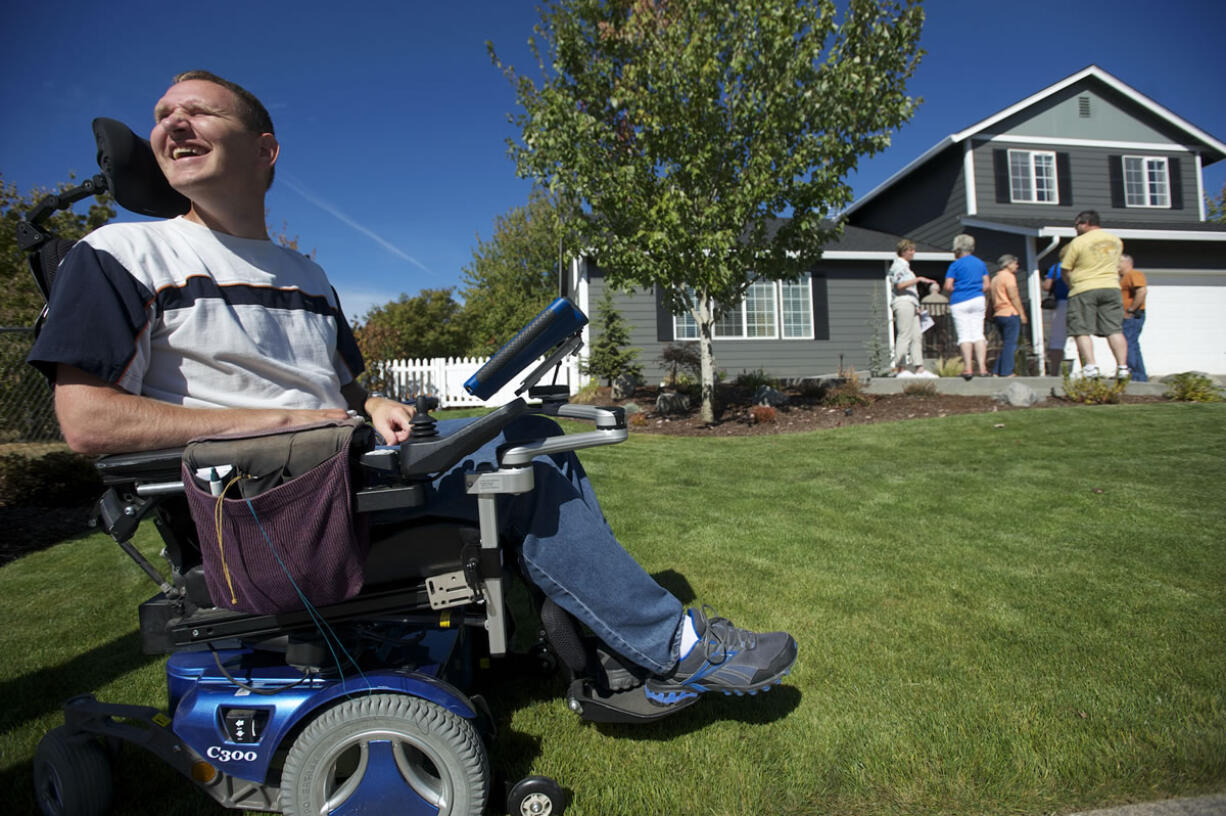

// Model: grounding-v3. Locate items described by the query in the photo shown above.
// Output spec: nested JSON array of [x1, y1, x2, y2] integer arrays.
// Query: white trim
[[821, 250, 954, 261], [960, 218, 1226, 242], [1197, 154, 1206, 221], [963, 141, 977, 215], [977, 133, 1197, 153], [1122, 155, 1171, 208], [1007, 148, 1060, 205]]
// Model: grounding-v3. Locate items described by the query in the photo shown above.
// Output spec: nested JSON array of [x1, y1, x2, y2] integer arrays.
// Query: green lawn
[[3, 403, 1224, 816]]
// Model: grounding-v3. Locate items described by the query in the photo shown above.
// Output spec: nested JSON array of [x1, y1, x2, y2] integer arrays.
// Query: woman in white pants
[[889, 239, 937, 376]]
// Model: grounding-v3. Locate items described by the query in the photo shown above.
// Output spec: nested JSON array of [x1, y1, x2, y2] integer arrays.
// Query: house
[[572, 65, 1226, 383], [845, 65, 1226, 377]]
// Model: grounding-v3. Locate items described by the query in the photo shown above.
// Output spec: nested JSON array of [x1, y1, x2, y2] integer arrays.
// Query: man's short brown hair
[[1074, 210, 1100, 228], [171, 70, 276, 187]]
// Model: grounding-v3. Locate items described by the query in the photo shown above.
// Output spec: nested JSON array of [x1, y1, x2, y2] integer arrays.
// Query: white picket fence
[[370, 355, 586, 407]]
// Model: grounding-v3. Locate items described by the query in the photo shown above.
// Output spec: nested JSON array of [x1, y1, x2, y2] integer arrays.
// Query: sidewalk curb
[[1069, 793, 1226, 816]]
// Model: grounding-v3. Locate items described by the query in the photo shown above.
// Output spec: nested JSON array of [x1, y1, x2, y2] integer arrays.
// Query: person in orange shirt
[[989, 254, 1028, 376], [1118, 254, 1148, 382]]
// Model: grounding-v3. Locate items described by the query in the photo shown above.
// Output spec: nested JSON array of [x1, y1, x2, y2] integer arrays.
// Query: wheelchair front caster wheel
[[33, 726, 113, 816], [507, 774, 567, 816]]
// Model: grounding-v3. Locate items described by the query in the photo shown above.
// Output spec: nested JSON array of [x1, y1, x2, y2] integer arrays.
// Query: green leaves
[[493, 0, 924, 420]]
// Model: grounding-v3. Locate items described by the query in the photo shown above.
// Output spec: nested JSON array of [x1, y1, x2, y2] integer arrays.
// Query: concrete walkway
[[1070, 793, 1226, 816]]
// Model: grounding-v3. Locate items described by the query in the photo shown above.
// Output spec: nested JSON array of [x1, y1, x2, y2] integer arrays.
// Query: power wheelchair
[[19, 119, 698, 816]]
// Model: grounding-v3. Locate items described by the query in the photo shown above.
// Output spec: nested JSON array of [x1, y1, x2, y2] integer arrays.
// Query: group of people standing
[[888, 211, 1147, 381]]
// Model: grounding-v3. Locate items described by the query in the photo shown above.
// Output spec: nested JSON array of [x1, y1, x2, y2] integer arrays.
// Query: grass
[[3, 403, 1224, 815]]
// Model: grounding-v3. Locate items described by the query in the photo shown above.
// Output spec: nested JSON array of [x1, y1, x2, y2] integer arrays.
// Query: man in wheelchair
[[26, 70, 796, 814]]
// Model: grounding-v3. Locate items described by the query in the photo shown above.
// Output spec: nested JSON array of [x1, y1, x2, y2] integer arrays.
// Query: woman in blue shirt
[[943, 233, 991, 379]]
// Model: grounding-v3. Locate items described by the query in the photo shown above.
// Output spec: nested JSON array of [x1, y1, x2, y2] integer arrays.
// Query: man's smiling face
[[150, 79, 274, 201]]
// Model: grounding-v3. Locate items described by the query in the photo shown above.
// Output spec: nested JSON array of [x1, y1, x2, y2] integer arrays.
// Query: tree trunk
[[697, 296, 717, 424]]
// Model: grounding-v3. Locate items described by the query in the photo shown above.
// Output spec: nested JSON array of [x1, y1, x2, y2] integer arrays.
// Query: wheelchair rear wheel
[[33, 726, 113, 816], [280, 693, 489, 816]]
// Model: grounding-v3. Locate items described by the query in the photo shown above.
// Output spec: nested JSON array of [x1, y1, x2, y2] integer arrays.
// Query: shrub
[[935, 356, 965, 377], [734, 369, 776, 392], [0, 451, 102, 507], [1163, 372, 1223, 403], [1061, 374, 1127, 405], [902, 381, 938, 397], [569, 381, 602, 404], [627, 412, 649, 428], [821, 369, 871, 409], [749, 405, 777, 424], [656, 342, 702, 386]]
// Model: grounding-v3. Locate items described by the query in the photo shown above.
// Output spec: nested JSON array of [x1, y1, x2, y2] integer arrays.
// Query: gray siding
[[589, 262, 889, 381], [849, 147, 966, 249], [991, 83, 1192, 145], [973, 141, 1199, 225]]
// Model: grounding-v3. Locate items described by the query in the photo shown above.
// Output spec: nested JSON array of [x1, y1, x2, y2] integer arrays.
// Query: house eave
[[960, 217, 1226, 242]]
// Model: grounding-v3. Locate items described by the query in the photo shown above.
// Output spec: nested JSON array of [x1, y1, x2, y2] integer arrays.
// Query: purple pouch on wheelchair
[[181, 418, 369, 615]]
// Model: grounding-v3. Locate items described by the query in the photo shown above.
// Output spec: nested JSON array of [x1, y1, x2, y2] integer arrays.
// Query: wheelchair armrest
[[394, 398, 530, 479], [94, 448, 185, 485]]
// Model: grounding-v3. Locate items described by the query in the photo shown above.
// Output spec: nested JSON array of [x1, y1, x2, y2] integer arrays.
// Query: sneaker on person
[[1116, 366, 1131, 381], [644, 606, 797, 704], [1075, 364, 1100, 380], [915, 369, 938, 379], [897, 370, 917, 378]]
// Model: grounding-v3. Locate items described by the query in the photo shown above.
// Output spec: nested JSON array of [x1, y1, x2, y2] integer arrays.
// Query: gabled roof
[[844, 65, 1226, 218]]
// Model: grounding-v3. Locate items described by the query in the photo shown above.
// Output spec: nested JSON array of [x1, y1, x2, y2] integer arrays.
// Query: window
[[1008, 149, 1058, 203], [1123, 155, 1170, 207], [672, 275, 813, 340]]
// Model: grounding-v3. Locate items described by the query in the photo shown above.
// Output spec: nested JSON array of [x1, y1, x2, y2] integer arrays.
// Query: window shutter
[[811, 273, 829, 341], [1056, 152, 1073, 206], [655, 285, 674, 342], [1108, 155, 1125, 209], [993, 149, 1010, 203], [1168, 157, 1183, 210]]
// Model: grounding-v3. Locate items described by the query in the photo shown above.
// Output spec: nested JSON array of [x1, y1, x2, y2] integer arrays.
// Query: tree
[[1, 172, 115, 327], [1207, 182, 1226, 223], [582, 286, 641, 385], [492, 0, 924, 422], [460, 189, 578, 356], [352, 288, 471, 395]]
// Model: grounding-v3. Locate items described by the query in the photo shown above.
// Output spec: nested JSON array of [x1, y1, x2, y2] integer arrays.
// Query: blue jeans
[[1122, 312, 1148, 381], [992, 315, 1022, 376], [414, 415, 684, 674]]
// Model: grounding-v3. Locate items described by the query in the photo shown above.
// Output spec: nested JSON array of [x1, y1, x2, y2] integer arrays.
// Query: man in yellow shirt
[[1059, 210, 1129, 380]]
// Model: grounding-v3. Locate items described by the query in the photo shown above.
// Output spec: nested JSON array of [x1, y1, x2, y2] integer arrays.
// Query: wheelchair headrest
[[92, 118, 190, 218]]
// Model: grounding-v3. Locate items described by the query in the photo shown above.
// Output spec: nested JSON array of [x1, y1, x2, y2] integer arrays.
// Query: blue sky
[[3, 1, 1224, 322]]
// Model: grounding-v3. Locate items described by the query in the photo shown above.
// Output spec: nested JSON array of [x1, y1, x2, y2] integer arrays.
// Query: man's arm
[[54, 365, 352, 455], [1007, 278, 1027, 323], [340, 382, 416, 445], [1129, 284, 1147, 313]]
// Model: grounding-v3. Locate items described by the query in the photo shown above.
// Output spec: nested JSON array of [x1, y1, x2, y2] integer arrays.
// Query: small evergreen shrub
[[734, 369, 776, 392], [1163, 372, 1223, 403], [821, 369, 871, 409], [1062, 374, 1127, 405]]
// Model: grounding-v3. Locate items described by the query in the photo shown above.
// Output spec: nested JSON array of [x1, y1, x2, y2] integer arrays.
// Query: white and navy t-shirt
[[29, 217, 364, 410]]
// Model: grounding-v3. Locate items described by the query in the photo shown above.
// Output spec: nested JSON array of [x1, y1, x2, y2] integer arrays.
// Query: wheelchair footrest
[[564, 677, 700, 724]]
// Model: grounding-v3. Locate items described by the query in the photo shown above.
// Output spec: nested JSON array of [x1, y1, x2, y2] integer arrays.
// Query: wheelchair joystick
[[407, 394, 440, 440]]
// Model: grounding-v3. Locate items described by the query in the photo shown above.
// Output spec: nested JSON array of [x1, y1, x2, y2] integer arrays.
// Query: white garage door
[[1071, 274, 1226, 377]]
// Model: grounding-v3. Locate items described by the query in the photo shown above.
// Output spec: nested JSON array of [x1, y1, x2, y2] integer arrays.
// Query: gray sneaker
[[644, 606, 797, 704]]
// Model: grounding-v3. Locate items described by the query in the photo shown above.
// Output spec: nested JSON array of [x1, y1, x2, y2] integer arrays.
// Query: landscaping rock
[[995, 381, 1041, 407], [621, 401, 641, 415], [655, 391, 691, 416], [612, 373, 638, 400], [753, 385, 790, 407]]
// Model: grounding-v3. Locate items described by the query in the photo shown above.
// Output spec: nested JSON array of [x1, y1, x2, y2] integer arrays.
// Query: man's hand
[[366, 396, 416, 444]]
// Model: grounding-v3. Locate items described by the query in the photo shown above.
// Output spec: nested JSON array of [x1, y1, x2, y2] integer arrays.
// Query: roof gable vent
[[1079, 95, 1091, 118]]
